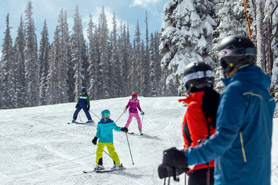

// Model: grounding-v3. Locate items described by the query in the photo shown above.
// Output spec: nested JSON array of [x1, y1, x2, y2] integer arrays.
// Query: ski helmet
[[81, 87, 87, 92], [101, 109, 110, 118], [217, 35, 256, 74], [132, 92, 138, 97], [183, 62, 215, 93]]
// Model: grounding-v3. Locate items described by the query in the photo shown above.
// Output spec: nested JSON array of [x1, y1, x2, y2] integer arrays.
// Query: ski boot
[[139, 129, 143, 136], [111, 164, 124, 171], [86, 120, 94, 123], [95, 164, 104, 171], [72, 119, 76, 123]]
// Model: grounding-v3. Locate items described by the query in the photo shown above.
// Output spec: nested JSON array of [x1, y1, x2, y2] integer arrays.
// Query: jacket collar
[[179, 91, 204, 105]]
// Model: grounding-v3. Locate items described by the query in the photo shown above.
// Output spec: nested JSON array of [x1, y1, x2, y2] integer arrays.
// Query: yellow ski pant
[[96, 142, 121, 165]]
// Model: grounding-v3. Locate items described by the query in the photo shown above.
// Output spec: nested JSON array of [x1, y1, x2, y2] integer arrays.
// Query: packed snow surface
[[0, 97, 277, 185]]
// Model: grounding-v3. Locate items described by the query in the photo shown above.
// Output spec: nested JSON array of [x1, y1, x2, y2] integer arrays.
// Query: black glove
[[158, 164, 187, 179], [121, 127, 128, 133], [162, 147, 187, 169], [75, 104, 79, 108], [92, 137, 98, 145], [87, 106, 90, 111]]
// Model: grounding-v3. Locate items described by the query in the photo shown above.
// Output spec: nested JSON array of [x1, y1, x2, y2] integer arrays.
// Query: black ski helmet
[[217, 35, 256, 74], [183, 62, 215, 93]]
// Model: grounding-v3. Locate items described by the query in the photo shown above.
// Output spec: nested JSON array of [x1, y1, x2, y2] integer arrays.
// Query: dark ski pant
[[188, 167, 214, 185], [73, 106, 92, 121]]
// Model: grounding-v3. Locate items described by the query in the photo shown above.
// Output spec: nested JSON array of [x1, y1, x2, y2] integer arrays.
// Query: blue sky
[[0, 0, 169, 51]]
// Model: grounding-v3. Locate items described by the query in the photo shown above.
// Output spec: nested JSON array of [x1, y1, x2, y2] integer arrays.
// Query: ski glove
[[158, 164, 187, 179], [87, 106, 90, 111], [75, 104, 79, 108], [123, 108, 127, 113], [121, 127, 128, 133], [92, 136, 98, 145], [162, 147, 187, 169], [141, 111, 145, 115]]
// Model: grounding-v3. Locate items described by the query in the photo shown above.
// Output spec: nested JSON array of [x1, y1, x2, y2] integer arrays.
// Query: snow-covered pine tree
[[213, 0, 247, 54], [141, 11, 151, 96], [154, 32, 163, 95], [213, 0, 248, 92], [38, 20, 50, 105], [46, 26, 61, 104], [98, 7, 110, 98], [160, 0, 217, 94], [87, 15, 97, 99], [58, 9, 70, 103], [119, 23, 133, 96], [109, 12, 121, 98], [126, 24, 133, 95], [24, 0, 39, 107], [266, 0, 278, 95], [150, 32, 161, 96], [14, 16, 26, 108], [71, 6, 87, 101], [131, 20, 141, 93], [0, 14, 16, 109]]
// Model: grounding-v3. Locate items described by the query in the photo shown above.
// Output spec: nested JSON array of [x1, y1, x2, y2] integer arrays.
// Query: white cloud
[[130, 0, 162, 8], [82, 7, 129, 41]]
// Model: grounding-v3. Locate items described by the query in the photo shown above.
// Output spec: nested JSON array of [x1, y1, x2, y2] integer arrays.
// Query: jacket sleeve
[[76, 96, 80, 106], [185, 84, 248, 165], [137, 100, 142, 112], [87, 95, 90, 106], [96, 124, 100, 138], [125, 100, 131, 109], [112, 122, 122, 132], [185, 102, 208, 147]]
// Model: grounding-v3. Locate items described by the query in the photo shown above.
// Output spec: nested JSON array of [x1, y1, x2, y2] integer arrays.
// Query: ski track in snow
[[0, 97, 277, 185]]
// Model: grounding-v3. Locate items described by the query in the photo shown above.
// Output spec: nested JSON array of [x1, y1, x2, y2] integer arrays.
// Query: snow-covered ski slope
[[0, 97, 277, 185]]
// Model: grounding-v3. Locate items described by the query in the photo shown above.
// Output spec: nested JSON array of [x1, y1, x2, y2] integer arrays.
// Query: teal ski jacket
[[95, 118, 122, 143], [185, 65, 275, 185]]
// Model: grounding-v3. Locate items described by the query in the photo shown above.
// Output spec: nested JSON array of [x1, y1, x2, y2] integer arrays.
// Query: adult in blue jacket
[[159, 35, 275, 185]]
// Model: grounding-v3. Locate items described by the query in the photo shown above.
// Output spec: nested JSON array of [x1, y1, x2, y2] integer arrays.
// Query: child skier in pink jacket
[[124, 92, 144, 135]]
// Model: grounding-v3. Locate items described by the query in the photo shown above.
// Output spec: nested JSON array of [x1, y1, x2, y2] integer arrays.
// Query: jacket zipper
[[218, 156, 222, 171], [239, 131, 247, 163]]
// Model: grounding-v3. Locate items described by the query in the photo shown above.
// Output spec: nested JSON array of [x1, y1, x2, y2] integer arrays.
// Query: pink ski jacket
[[125, 99, 142, 113]]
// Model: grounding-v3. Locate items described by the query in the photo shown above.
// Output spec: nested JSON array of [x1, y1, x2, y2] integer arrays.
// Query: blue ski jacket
[[185, 65, 275, 185], [95, 118, 122, 143]]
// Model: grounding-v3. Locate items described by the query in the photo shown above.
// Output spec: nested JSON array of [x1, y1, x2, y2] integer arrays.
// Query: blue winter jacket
[[95, 118, 122, 143], [185, 65, 275, 185]]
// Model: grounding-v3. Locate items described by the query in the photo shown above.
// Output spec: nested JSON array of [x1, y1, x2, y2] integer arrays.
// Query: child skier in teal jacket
[[92, 109, 128, 171]]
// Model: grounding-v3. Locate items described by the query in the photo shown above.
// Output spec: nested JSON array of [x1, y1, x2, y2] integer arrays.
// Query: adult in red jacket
[[158, 62, 219, 185], [180, 62, 219, 185]]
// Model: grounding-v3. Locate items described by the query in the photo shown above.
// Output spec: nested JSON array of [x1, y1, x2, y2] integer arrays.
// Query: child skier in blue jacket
[[92, 109, 128, 171]]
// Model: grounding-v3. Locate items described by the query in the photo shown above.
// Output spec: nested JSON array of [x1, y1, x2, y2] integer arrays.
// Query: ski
[[128, 132, 143, 136], [83, 167, 126, 173], [67, 122, 86, 124], [67, 121, 94, 125], [83, 170, 95, 173]]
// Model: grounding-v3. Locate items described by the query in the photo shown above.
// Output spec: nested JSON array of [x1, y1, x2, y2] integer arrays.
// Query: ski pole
[[78, 114, 83, 122], [90, 110, 100, 120], [125, 133, 135, 165], [115, 112, 125, 123]]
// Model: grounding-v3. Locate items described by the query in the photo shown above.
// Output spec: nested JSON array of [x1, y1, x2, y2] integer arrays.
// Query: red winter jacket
[[179, 91, 215, 173]]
